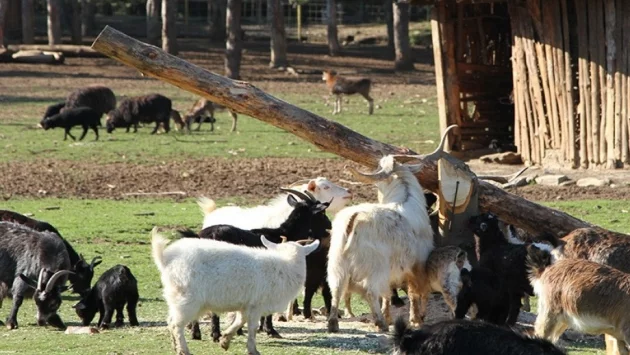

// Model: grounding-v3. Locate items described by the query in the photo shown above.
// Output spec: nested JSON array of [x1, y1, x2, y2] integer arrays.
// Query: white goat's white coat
[[326, 155, 434, 332], [198, 177, 351, 230], [151, 228, 319, 355]]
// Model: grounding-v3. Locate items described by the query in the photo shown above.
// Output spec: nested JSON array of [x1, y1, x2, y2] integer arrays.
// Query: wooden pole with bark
[[81, 0, 95, 37], [0, 0, 8, 48], [70, 0, 82, 44], [91, 25, 593, 238], [393, 0, 414, 71], [21, 0, 34, 44], [161, 0, 177, 54], [47, 0, 62, 45], [268, 0, 288, 68], [146, 0, 161, 46], [326, 0, 340, 56], [225, 0, 242, 80]]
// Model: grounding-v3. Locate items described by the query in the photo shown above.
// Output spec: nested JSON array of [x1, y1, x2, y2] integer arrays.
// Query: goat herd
[[38, 85, 236, 141]]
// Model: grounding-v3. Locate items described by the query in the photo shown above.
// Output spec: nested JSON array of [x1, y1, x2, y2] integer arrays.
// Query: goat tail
[[177, 228, 200, 239], [197, 196, 217, 216], [341, 212, 361, 254], [526, 244, 553, 282], [151, 226, 170, 272]]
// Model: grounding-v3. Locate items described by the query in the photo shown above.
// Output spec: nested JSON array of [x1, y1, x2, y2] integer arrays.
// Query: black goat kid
[[73, 265, 140, 329]]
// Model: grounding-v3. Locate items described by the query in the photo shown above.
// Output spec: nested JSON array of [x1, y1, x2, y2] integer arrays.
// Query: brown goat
[[184, 98, 238, 132], [552, 228, 630, 273], [528, 246, 630, 354], [322, 70, 374, 115]]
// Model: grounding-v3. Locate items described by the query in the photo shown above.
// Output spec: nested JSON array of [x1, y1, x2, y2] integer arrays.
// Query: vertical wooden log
[[326, 0, 340, 56], [431, 6, 449, 139], [161, 0, 178, 55], [549, 1, 568, 161], [613, 0, 623, 164], [561, 0, 577, 167], [440, 4, 462, 148], [598, 0, 608, 162], [604, 0, 616, 168], [225, 0, 242, 80], [624, 0, 630, 164], [588, 0, 601, 165], [577, 0, 591, 168], [542, 1, 561, 150], [47, 0, 62, 45], [513, 34, 532, 164], [393, 0, 414, 71], [70, 0, 82, 44], [21, 0, 34, 44], [146, 0, 161, 46], [536, 42, 553, 149], [268, 0, 288, 68], [0, 0, 7, 48]]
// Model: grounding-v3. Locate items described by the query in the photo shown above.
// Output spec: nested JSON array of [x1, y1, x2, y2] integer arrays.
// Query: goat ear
[[302, 239, 320, 255], [307, 180, 317, 192], [287, 194, 298, 207], [260, 235, 277, 250], [312, 203, 329, 214], [19, 274, 38, 290]]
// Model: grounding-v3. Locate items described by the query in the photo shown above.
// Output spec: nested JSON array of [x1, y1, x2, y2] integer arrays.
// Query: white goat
[[151, 227, 320, 355], [326, 155, 435, 333], [198, 177, 352, 230]]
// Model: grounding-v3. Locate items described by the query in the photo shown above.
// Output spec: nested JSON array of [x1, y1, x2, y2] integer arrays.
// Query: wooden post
[[613, 0, 623, 164], [542, 0, 561, 150], [431, 6, 449, 145], [576, 0, 591, 168], [440, 4, 462, 149], [21, 0, 34, 44], [91, 25, 594, 238], [598, 0, 608, 163], [604, 0, 616, 168], [588, 0, 601, 165], [561, 0, 577, 168], [624, 0, 630, 164]]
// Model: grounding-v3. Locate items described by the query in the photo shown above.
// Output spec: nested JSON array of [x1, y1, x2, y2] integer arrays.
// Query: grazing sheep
[[0, 210, 102, 295], [39, 106, 102, 141], [106, 94, 172, 134], [184, 98, 238, 132], [151, 228, 320, 355], [198, 177, 352, 230], [0, 222, 73, 329], [454, 267, 510, 325], [322, 70, 374, 115], [169, 109, 186, 131], [528, 245, 630, 353], [393, 317, 566, 355], [73, 264, 139, 329], [63, 85, 116, 116], [42, 102, 65, 119]]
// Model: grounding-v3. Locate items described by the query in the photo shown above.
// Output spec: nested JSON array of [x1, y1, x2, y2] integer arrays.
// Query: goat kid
[[39, 106, 102, 141]]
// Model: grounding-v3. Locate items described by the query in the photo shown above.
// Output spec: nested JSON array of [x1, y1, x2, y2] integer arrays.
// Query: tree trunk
[[81, 0, 95, 37], [393, 0, 414, 71], [92, 25, 597, 239], [268, 0, 288, 68], [47, 0, 62, 45], [326, 0, 340, 56], [385, 0, 394, 57], [146, 0, 161, 45], [0, 0, 7, 48], [21, 0, 34, 44], [161, 0, 177, 54], [70, 0, 82, 44], [225, 0, 242, 80], [208, 0, 226, 42]]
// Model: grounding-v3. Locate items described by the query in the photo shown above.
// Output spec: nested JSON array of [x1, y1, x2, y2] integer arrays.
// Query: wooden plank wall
[[510, 0, 630, 168]]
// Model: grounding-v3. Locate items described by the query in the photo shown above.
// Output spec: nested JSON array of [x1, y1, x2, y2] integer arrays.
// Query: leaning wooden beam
[[91, 25, 591, 237]]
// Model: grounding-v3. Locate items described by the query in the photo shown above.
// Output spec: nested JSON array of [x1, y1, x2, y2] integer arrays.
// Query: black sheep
[[39, 106, 102, 141], [106, 94, 172, 134], [468, 212, 533, 325], [454, 267, 511, 325], [73, 264, 140, 329], [43, 102, 65, 119], [64, 85, 116, 116], [393, 318, 566, 355]]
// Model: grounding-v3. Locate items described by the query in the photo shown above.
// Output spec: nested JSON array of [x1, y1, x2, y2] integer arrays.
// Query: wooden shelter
[[423, 0, 630, 169]]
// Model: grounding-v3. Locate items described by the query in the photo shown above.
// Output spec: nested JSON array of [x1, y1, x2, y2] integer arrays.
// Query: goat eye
[[323, 186, 330, 190]]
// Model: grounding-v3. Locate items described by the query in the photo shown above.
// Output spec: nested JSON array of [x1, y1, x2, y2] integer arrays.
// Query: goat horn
[[302, 190, 317, 202], [280, 236, 287, 243], [279, 188, 311, 202], [286, 178, 311, 187], [90, 256, 102, 270], [37, 269, 47, 291], [345, 165, 391, 183], [45, 270, 75, 293]]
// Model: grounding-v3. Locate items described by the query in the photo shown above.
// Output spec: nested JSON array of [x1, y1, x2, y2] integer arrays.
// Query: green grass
[[1, 197, 625, 354], [0, 89, 440, 164]]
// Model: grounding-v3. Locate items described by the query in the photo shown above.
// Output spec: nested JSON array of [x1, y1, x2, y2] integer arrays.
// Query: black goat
[[39, 106, 102, 141], [64, 85, 116, 116], [468, 212, 532, 325], [106, 94, 172, 134], [454, 267, 510, 325], [0, 210, 102, 295], [73, 264, 140, 329], [393, 318, 566, 355], [43, 102, 65, 120], [0, 222, 73, 329], [180, 188, 331, 342]]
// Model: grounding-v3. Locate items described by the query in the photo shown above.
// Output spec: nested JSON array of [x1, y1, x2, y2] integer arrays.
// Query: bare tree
[[47, 0, 62, 45], [161, 0, 177, 54], [21, 0, 34, 44], [81, 0, 95, 37], [385, 0, 394, 56], [268, 0, 288, 68], [70, 0, 82, 44], [225, 0, 242, 79], [146, 0, 161, 45], [208, 0, 226, 41], [393, 0, 413, 71], [0, 0, 7, 48], [326, 0, 340, 56]]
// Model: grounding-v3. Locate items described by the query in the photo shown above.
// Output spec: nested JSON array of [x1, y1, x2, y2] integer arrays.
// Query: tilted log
[[91, 25, 591, 238]]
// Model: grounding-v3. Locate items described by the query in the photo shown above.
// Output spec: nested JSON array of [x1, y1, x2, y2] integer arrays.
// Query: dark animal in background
[[0, 210, 102, 295], [39, 106, 102, 141], [183, 97, 238, 132], [106, 94, 172, 134], [169, 109, 186, 131], [0, 222, 73, 329], [73, 264, 140, 329], [63, 85, 117, 116], [455, 267, 510, 325], [322, 70, 374, 115], [42, 102, 65, 120], [392, 318, 566, 355]]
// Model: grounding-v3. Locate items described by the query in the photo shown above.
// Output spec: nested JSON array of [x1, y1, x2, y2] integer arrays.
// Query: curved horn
[[90, 256, 102, 270], [45, 270, 75, 293], [280, 236, 288, 243], [37, 269, 47, 291], [345, 165, 391, 184], [279, 188, 311, 202], [302, 190, 317, 202]]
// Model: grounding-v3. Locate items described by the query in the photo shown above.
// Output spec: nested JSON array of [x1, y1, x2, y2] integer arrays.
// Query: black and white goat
[[181, 188, 331, 341], [73, 264, 140, 329], [0, 210, 102, 295], [392, 318, 566, 355], [0, 222, 73, 329]]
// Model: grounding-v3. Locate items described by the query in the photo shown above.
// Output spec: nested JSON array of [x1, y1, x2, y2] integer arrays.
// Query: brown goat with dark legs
[[527, 245, 630, 354], [322, 70, 374, 115], [184, 98, 238, 132], [551, 228, 630, 273]]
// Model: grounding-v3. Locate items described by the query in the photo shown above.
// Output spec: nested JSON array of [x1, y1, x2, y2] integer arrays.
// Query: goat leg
[[302, 283, 319, 320], [114, 306, 125, 327], [45, 313, 66, 330], [5, 291, 24, 329], [322, 282, 333, 317], [261, 315, 281, 338], [127, 293, 140, 326], [92, 126, 99, 141], [506, 292, 522, 325], [210, 313, 221, 342], [79, 126, 89, 140], [390, 288, 406, 307], [99, 305, 115, 329]]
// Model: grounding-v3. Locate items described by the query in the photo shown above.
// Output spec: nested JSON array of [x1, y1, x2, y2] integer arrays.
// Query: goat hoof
[[277, 315, 287, 322], [211, 332, 221, 343], [37, 319, 46, 326], [192, 330, 201, 340], [327, 318, 339, 333], [219, 336, 231, 350], [6, 321, 17, 330], [237, 328, 244, 336], [267, 331, 282, 339]]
